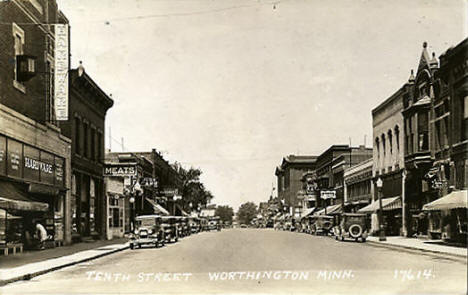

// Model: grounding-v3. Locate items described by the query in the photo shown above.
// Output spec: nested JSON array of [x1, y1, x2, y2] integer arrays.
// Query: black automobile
[[161, 216, 179, 243], [130, 215, 165, 250], [333, 213, 368, 242]]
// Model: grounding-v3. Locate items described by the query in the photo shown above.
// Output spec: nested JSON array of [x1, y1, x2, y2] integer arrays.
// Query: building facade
[[60, 68, 113, 241], [0, 0, 72, 246], [275, 155, 317, 217], [343, 158, 373, 213]]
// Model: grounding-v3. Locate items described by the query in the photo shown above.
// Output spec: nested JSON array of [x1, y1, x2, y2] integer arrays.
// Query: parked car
[[130, 215, 165, 250], [333, 213, 368, 242], [312, 215, 334, 236], [161, 216, 179, 243]]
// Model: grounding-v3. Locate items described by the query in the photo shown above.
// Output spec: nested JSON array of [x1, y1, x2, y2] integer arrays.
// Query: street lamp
[[376, 177, 386, 241], [129, 195, 135, 232]]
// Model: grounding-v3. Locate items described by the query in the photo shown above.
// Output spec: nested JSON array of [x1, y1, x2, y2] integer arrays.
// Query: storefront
[[423, 190, 467, 243], [358, 197, 402, 236], [104, 177, 126, 240], [0, 134, 67, 249]]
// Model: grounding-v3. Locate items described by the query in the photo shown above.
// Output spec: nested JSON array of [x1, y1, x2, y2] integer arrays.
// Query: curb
[[0, 245, 129, 287], [366, 240, 467, 261]]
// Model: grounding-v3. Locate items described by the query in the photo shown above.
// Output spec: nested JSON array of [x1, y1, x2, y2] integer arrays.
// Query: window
[[12, 23, 25, 92], [435, 121, 442, 150], [74, 117, 81, 155], [83, 122, 89, 158], [91, 128, 96, 161], [394, 126, 400, 152], [418, 112, 429, 151], [388, 130, 393, 154], [463, 96, 468, 140], [97, 132, 103, 162], [381, 134, 386, 156]]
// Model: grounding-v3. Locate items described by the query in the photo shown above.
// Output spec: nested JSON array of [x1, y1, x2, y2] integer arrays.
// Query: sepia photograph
[[0, 0, 467, 294]]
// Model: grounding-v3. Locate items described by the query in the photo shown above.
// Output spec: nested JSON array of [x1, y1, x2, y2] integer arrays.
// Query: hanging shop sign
[[54, 24, 69, 121], [139, 177, 158, 188], [104, 165, 137, 177], [320, 190, 336, 200]]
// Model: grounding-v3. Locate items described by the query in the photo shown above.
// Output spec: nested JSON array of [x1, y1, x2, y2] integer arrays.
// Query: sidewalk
[[0, 239, 129, 286], [366, 236, 467, 259]]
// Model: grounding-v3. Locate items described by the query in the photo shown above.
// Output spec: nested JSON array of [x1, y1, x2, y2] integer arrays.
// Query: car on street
[[333, 213, 368, 242], [129, 215, 165, 250], [161, 216, 179, 243], [312, 215, 334, 236]]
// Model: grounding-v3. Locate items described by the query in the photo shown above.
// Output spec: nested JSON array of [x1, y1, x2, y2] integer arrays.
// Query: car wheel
[[335, 235, 338, 240], [340, 235, 344, 241], [130, 243, 134, 250], [362, 238, 366, 243]]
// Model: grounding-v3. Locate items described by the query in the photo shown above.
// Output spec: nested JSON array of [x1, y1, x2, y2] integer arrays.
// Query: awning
[[0, 180, 49, 212], [145, 198, 169, 215], [358, 196, 401, 213], [315, 204, 342, 216], [176, 204, 189, 216], [301, 207, 315, 219], [423, 190, 468, 211]]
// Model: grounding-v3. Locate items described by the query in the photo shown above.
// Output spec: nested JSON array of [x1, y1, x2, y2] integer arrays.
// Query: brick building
[[0, 0, 72, 246], [275, 155, 317, 217], [59, 67, 113, 241]]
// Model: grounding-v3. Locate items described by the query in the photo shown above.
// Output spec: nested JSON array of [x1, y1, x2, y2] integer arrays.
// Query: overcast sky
[[57, 0, 466, 210]]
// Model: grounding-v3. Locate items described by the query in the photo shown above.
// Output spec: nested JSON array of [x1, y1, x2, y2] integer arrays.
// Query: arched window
[[388, 130, 393, 154], [381, 134, 386, 156], [394, 125, 400, 152]]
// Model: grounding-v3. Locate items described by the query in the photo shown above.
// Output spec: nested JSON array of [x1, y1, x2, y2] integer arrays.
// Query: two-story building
[[0, 0, 72, 247], [59, 66, 113, 241]]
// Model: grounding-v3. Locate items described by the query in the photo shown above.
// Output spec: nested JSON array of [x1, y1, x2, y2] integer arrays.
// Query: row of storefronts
[[270, 38, 467, 244]]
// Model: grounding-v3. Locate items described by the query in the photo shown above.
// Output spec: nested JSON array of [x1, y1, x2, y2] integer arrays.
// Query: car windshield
[[136, 219, 155, 227], [347, 216, 364, 223]]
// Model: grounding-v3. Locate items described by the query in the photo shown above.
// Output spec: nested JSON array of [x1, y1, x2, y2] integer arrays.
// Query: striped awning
[[315, 204, 342, 216], [423, 190, 468, 211], [145, 198, 169, 215], [301, 207, 316, 219], [358, 196, 401, 213]]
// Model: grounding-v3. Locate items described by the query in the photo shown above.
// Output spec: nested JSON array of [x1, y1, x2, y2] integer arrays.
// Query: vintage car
[[180, 217, 190, 237], [161, 216, 179, 243], [189, 217, 200, 234], [333, 213, 368, 242], [129, 215, 165, 250], [312, 215, 334, 236], [208, 217, 220, 231]]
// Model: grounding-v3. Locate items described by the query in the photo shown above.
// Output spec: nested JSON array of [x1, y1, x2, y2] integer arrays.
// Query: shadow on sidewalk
[[0, 238, 128, 269]]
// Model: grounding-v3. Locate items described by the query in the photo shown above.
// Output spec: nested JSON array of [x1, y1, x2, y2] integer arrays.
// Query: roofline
[[371, 83, 408, 116]]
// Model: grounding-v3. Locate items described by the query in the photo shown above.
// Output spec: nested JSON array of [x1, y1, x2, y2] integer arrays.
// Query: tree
[[172, 162, 214, 211], [215, 205, 234, 223], [236, 202, 258, 225]]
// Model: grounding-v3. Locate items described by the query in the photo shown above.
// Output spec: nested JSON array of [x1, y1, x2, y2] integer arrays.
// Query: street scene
[[0, 0, 467, 294], [2, 229, 467, 294]]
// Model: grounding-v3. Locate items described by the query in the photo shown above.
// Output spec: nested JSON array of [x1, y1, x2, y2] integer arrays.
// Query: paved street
[[2, 229, 466, 295]]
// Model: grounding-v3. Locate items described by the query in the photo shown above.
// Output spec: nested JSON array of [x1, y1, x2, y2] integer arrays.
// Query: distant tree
[[215, 205, 234, 223], [172, 162, 214, 211], [237, 202, 258, 225]]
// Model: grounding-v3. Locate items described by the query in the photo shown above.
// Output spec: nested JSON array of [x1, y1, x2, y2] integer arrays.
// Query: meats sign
[[104, 165, 137, 177]]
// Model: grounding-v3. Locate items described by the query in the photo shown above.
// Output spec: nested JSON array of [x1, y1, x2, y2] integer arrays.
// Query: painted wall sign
[[7, 139, 22, 178], [104, 165, 137, 177], [54, 24, 69, 121]]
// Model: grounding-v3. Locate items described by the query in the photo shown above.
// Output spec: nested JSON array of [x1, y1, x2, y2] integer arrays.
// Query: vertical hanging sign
[[54, 24, 69, 121]]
